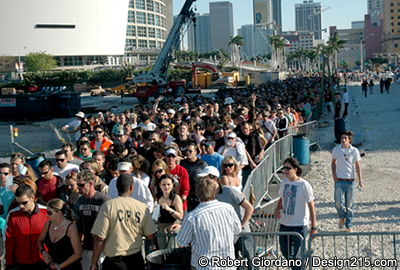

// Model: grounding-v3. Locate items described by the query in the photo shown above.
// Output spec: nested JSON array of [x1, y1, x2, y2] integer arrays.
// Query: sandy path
[[305, 81, 400, 233]]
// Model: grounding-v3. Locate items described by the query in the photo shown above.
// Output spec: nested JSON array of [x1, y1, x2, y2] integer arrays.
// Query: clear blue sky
[[173, 0, 367, 40]]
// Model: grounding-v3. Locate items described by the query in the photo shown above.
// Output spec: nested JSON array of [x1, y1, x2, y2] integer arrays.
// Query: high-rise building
[[352, 21, 364, 29], [210, 1, 234, 51], [364, 14, 383, 59], [382, 0, 400, 53], [253, 0, 273, 26], [238, 25, 272, 59], [295, 0, 322, 40], [329, 26, 364, 67], [368, 0, 383, 26], [125, 0, 172, 65], [187, 13, 211, 53], [272, 0, 282, 32]]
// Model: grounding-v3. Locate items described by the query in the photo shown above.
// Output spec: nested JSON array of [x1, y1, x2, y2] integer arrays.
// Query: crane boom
[[134, 0, 196, 85]]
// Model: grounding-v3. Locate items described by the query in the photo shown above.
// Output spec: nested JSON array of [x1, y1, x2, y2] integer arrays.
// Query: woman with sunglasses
[[150, 159, 170, 199], [220, 156, 242, 193], [274, 157, 317, 270], [156, 174, 183, 249], [37, 198, 82, 270]]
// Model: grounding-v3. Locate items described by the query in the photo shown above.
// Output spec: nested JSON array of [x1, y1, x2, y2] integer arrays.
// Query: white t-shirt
[[64, 119, 81, 141], [138, 122, 156, 131], [278, 178, 314, 226], [53, 163, 80, 182], [332, 144, 361, 179], [261, 119, 277, 142], [108, 176, 154, 212]]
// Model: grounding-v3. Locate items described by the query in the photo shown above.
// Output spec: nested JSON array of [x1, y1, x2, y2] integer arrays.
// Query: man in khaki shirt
[[90, 173, 157, 270]]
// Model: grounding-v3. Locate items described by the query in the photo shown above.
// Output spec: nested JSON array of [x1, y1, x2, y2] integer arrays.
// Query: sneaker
[[346, 228, 353, 232], [338, 218, 345, 229]]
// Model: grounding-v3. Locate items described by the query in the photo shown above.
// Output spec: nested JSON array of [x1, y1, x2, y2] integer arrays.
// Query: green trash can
[[293, 134, 310, 165], [147, 247, 191, 270]]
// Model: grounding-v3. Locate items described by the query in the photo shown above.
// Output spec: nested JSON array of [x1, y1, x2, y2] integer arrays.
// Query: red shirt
[[170, 165, 190, 210], [37, 175, 62, 203], [5, 204, 48, 266]]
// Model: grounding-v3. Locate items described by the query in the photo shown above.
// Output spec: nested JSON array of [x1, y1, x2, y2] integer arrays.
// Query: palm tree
[[326, 32, 346, 71], [313, 44, 324, 71], [216, 49, 229, 70], [269, 34, 285, 71], [228, 35, 244, 67]]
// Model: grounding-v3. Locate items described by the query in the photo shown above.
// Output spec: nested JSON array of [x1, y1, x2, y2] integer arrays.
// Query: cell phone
[[17, 164, 27, 175]]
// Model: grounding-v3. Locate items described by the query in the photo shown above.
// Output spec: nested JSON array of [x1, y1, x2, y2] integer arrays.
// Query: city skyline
[[173, 0, 367, 40]]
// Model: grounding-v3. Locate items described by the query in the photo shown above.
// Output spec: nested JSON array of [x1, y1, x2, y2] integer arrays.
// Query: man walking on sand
[[331, 130, 363, 232]]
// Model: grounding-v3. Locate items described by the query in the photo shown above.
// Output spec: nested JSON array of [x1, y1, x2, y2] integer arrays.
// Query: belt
[[337, 178, 354, 182]]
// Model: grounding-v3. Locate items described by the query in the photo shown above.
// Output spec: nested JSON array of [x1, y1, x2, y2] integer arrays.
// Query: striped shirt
[[177, 200, 241, 270]]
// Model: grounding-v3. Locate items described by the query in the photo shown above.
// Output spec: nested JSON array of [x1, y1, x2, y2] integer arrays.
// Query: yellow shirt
[[91, 196, 157, 257]]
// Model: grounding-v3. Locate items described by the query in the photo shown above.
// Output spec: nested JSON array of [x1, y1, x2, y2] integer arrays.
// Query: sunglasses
[[227, 137, 235, 140], [18, 201, 29, 206], [223, 163, 235, 168], [77, 183, 86, 188], [40, 170, 50, 175], [155, 169, 164, 174], [0, 172, 9, 176], [81, 148, 89, 151], [283, 166, 293, 170], [55, 159, 65, 162], [166, 154, 176, 158], [94, 130, 103, 134], [195, 127, 204, 130], [47, 210, 55, 216]]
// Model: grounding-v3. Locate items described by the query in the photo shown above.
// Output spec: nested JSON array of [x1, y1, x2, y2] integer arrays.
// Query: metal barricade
[[289, 121, 319, 149], [308, 232, 400, 270], [153, 231, 307, 270], [243, 135, 293, 208]]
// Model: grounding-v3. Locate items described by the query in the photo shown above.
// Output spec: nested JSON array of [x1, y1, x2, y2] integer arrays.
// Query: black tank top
[[158, 195, 177, 224], [44, 222, 82, 270]]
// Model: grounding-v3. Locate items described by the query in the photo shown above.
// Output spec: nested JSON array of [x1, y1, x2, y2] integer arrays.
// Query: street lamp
[[360, 33, 374, 72]]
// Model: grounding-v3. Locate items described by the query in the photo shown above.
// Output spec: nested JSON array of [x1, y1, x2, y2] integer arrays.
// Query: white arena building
[[0, 0, 172, 71]]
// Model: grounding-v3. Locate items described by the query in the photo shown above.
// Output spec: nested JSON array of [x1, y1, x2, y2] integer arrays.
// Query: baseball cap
[[116, 129, 125, 136], [227, 132, 237, 138], [117, 162, 132, 171], [75, 112, 85, 118], [167, 109, 176, 115], [224, 97, 235, 105], [165, 148, 178, 157], [198, 166, 220, 178]]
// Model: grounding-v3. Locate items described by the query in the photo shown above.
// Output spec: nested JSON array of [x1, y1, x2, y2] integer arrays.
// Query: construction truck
[[131, 0, 196, 104], [191, 62, 239, 89]]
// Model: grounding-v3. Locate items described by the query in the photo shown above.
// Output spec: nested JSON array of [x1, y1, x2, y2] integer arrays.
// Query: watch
[[311, 226, 318, 230]]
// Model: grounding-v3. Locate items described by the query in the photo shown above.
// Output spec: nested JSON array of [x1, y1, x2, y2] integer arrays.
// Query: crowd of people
[[0, 76, 334, 269]]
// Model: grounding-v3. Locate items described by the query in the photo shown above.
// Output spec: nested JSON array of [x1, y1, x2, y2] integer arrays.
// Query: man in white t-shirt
[[275, 157, 317, 269], [331, 130, 363, 232], [61, 111, 84, 142], [53, 150, 80, 183], [108, 162, 154, 212]]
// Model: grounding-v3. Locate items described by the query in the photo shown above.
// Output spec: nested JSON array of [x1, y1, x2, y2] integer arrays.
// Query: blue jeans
[[235, 234, 256, 270], [334, 181, 355, 228], [279, 224, 306, 270]]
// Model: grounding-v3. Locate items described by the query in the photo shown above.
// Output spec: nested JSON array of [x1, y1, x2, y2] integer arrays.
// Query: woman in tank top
[[37, 198, 82, 270], [156, 174, 183, 249], [221, 156, 243, 193]]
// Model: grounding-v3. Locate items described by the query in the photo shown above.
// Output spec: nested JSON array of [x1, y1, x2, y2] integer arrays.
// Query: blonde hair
[[80, 160, 101, 176], [151, 159, 170, 179], [47, 198, 75, 221], [221, 156, 240, 177]]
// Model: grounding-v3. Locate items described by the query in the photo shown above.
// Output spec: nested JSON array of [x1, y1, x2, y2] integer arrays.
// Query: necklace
[[53, 219, 67, 231]]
